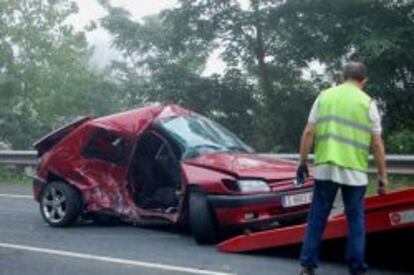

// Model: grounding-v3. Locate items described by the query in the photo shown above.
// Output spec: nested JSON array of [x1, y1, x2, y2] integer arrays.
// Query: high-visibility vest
[[315, 83, 373, 171]]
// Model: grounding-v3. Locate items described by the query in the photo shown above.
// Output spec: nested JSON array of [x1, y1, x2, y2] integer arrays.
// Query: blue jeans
[[300, 180, 368, 274]]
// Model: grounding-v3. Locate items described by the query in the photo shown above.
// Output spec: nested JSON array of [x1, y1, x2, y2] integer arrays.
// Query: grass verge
[[367, 174, 414, 195], [0, 166, 32, 186]]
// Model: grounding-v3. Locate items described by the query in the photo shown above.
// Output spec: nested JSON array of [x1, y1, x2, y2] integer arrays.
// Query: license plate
[[389, 209, 414, 226], [282, 192, 312, 208]]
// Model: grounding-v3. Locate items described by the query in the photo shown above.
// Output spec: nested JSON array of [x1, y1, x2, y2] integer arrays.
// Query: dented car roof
[[91, 104, 193, 134]]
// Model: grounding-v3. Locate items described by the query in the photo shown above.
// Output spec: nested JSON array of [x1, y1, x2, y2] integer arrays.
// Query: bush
[[387, 130, 414, 154]]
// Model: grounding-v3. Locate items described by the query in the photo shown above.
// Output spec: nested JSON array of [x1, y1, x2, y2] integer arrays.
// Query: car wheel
[[40, 181, 82, 227], [189, 190, 218, 244]]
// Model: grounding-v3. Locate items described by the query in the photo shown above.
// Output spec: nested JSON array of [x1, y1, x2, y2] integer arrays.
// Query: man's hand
[[377, 176, 389, 195], [297, 123, 315, 186], [296, 161, 309, 185]]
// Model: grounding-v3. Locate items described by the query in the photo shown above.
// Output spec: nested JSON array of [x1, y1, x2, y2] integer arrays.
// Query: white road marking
[[0, 193, 32, 199], [0, 242, 234, 275]]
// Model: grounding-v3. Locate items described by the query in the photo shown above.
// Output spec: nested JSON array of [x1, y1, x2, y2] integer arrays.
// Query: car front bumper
[[208, 188, 312, 228]]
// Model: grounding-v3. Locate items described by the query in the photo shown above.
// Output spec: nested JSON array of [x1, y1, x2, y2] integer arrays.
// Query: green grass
[[0, 166, 32, 186], [367, 174, 414, 195]]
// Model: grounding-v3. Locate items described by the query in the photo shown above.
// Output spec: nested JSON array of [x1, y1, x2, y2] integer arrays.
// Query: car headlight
[[237, 180, 270, 193]]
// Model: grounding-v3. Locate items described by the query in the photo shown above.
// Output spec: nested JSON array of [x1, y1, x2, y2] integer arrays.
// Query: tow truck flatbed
[[218, 188, 414, 253]]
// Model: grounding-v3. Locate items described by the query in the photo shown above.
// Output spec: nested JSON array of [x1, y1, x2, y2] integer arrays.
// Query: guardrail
[[1, 151, 413, 175], [264, 154, 414, 175], [0, 150, 37, 166]]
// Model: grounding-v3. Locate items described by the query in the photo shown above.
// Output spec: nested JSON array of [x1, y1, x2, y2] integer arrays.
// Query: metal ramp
[[218, 188, 414, 253]]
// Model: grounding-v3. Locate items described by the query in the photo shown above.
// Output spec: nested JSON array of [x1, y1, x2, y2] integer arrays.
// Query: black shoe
[[300, 267, 315, 275]]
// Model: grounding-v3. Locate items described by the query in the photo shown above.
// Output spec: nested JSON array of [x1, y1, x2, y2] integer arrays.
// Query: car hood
[[184, 153, 298, 181]]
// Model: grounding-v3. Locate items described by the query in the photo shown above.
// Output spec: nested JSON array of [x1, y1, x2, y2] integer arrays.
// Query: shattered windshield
[[160, 115, 254, 159]]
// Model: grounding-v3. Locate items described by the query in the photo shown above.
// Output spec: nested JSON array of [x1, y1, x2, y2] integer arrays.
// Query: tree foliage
[[272, 0, 414, 141], [0, 0, 120, 149], [100, 0, 317, 151], [1, 0, 413, 153]]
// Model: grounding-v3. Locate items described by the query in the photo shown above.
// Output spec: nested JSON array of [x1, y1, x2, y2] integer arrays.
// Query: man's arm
[[296, 98, 318, 185], [371, 134, 388, 194], [299, 123, 316, 163]]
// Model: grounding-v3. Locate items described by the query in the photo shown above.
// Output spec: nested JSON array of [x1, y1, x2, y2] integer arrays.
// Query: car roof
[[89, 104, 193, 135]]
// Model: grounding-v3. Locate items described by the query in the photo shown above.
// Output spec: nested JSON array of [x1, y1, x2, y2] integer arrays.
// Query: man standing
[[297, 62, 388, 275]]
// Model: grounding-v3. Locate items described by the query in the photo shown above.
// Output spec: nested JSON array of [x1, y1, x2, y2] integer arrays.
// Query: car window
[[83, 128, 128, 165]]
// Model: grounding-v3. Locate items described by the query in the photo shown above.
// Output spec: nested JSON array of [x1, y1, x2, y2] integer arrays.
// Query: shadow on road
[[76, 218, 193, 236], [247, 228, 413, 273]]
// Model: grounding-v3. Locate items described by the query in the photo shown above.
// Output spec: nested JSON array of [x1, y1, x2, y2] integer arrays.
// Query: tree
[[100, 0, 316, 151], [271, 0, 414, 146], [0, 0, 121, 149], [100, 2, 260, 147], [160, 0, 414, 151], [100, 0, 413, 153]]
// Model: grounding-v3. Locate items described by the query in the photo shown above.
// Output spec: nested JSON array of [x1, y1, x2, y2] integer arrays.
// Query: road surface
[[0, 185, 411, 275]]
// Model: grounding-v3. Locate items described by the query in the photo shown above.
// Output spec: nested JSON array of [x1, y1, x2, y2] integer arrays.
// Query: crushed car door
[[80, 127, 132, 214]]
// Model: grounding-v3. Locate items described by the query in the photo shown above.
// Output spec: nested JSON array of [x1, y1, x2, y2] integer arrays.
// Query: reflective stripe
[[316, 115, 371, 133], [317, 134, 370, 152]]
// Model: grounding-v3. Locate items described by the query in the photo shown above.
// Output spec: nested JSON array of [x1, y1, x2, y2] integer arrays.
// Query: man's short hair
[[343, 62, 367, 82]]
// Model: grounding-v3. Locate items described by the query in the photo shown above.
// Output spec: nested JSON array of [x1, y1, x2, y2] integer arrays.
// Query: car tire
[[40, 181, 82, 227], [189, 190, 218, 245]]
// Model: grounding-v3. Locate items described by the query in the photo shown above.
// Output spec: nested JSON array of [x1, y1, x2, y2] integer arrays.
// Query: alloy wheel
[[42, 186, 67, 223]]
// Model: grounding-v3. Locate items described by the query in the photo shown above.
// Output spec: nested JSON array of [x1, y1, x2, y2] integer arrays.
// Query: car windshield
[[160, 115, 254, 159]]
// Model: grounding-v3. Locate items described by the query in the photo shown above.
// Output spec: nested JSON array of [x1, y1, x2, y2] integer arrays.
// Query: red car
[[33, 104, 313, 244]]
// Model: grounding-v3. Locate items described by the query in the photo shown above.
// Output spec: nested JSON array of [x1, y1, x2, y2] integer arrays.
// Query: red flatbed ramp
[[218, 188, 414, 253]]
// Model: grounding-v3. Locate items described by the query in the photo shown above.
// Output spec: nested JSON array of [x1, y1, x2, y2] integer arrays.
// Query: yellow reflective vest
[[315, 83, 373, 171]]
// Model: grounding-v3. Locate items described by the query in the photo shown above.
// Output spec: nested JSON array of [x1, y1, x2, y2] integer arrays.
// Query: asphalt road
[[0, 185, 411, 275]]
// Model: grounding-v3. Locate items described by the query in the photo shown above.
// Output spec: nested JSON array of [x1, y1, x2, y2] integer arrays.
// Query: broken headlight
[[237, 180, 270, 193]]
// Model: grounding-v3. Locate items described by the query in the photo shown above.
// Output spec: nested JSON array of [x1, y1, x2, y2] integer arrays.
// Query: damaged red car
[[33, 104, 313, 244]]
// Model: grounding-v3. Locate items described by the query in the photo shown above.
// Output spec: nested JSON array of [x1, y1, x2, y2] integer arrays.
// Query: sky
[[71, 0, 227, 75]]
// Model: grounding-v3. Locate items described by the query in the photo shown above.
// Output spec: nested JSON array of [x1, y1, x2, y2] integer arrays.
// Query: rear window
[[83, 128, 128, 165]]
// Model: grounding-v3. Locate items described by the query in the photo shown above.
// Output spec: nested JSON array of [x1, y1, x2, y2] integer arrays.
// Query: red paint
[[34, 103, 312, 228], [218, 188, 414, 253]]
